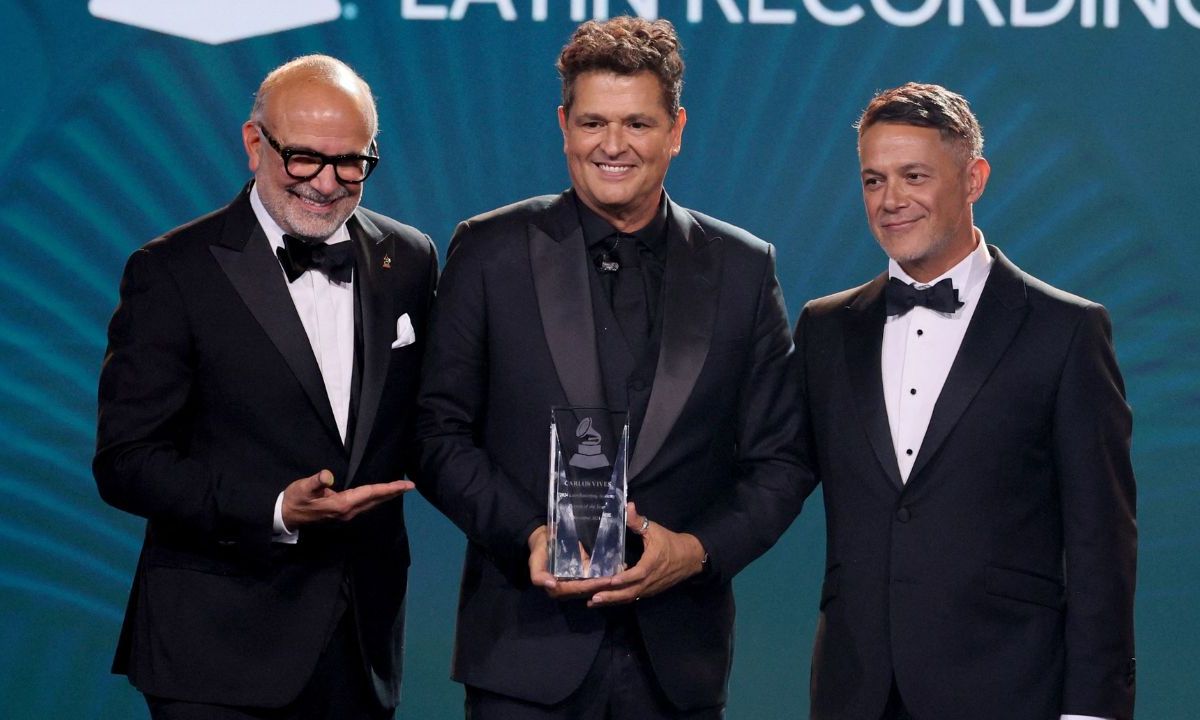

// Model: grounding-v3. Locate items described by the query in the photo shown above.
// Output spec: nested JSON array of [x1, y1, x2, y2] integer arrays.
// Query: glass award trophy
[[547, 407, 629, 578]]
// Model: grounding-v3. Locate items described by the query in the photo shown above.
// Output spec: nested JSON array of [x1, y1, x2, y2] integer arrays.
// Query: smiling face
[[558, 70, 686, 232], [242, 79, 374, 242], [858, 123, 990, 282]]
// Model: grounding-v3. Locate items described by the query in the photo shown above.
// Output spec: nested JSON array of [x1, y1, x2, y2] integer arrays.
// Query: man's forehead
[[859, 158, 938, 174], [573, 108, 660, 120], [573, 70, 666, 96], [266, 87, 372, 136], [270, 81, 365, 113], [564, 72, 672, 117]]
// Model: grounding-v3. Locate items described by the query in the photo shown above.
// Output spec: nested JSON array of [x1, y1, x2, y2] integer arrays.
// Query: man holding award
[[416, 17, 804, 719]]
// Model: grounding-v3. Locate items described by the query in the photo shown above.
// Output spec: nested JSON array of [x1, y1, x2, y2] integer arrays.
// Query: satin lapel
[[208, 194, 341, 444], [529, 192, 604, 409], [842, 274, 903, 490], [628, 201, 721, 480], [347, 211, 395, 485], [908, 247, 1029, 484]]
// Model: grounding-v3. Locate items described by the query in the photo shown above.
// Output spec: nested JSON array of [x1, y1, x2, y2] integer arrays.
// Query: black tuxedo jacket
[[94, 185, 436, 709], [415, 190, 804, 710], [793, 246, 1136, 720]]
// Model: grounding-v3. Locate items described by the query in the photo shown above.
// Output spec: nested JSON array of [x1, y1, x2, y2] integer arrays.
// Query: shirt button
[[909, 388, 917, 395], [916, 329, 924, 336], [896, 507, 911, 523], [905, 448, 914, 456]]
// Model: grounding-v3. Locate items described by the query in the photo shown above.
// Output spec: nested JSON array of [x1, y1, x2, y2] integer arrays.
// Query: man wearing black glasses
[[94, 55, 436, 720]]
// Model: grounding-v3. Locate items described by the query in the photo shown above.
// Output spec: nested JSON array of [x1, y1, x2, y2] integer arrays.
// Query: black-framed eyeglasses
[[257, 123, 379, 184]]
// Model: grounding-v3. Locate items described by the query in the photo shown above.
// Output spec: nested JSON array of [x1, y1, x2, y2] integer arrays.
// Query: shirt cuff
[[1061, 715, 1112, 720], [272, 491, 299, 544]]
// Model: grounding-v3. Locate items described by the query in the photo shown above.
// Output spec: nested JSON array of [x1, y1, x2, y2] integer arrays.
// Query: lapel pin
[[382, 254, 392, 269]]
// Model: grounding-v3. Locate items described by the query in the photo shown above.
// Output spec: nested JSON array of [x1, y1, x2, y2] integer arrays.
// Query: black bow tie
[[885, 277, 963, 316], [277, 234, 355, 284]]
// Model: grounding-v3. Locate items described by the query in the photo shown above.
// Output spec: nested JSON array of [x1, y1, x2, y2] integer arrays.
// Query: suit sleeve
[[1055, 304, 1137, 719], [93, 247, 277, 547], [686, 245, 815, 584], [414, 222, 545, 567], [397, 233, 441, 481]]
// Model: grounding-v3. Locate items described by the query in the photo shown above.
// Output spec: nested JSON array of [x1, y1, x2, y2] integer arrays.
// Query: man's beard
[[262, 182, 357, 242]]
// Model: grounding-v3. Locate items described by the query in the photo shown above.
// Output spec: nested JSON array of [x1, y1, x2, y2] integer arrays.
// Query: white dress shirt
[[882, 231, 991, 483], [880, 231, 1110, 720], [250, 187, 356, 543]]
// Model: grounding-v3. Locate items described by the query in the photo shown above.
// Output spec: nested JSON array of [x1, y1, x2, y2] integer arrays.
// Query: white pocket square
[[391, 313, 416, 349]]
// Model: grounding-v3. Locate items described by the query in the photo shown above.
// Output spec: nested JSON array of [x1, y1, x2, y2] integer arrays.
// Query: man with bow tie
[[93, 55, 436, 719], [415, 17, 804, 719], [791, 82, 1136, 720]]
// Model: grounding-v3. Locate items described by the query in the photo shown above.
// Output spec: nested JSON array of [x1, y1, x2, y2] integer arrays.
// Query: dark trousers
[[880, 679, 915, 720], [146, 609, 390, 720], [466, 614, 723, 720]]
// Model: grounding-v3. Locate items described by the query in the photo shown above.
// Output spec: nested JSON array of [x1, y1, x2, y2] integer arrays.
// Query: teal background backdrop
[[1, 1, 1197, 717]]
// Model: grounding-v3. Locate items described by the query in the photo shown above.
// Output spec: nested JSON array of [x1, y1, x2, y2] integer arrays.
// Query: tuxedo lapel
[[841, 274, 904, 490], [208, 189, 342, 445], [346, 210, 396, 485], [908, 247, 1029, 484], [529, 192, 605, 409], [629, 200, 721, 480]]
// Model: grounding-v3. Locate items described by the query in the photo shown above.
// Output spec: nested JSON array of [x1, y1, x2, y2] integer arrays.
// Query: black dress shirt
[[576, 195, 669, 333]]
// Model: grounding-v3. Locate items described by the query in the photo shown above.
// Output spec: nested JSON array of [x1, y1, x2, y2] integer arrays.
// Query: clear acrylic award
[[547, 407, 629, 578]]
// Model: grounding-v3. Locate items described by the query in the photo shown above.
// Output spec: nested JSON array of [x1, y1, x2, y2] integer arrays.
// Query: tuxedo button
[[630, 380, 646, 392], [895, 507, 911, 523]]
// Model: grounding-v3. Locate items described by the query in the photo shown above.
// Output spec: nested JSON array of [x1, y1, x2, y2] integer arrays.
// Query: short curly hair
[[856, 82, 983, 162], [557, 17, 685, 121]]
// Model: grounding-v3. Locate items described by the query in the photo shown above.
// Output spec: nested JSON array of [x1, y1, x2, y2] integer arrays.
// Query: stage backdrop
[[1, 1, 1196, 717]]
